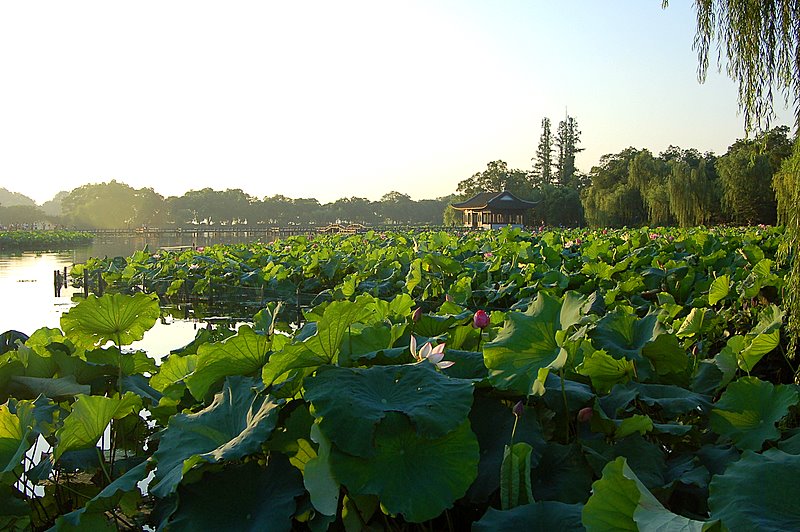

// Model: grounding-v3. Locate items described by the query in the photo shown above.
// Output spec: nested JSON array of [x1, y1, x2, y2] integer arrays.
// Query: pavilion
[[450, 191, 538, 229]]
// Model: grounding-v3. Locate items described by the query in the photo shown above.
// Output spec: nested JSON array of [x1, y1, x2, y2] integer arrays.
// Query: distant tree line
[[0, 183, 452, 229], [444, 114, 586, 227], [445, 119, 795, 228]]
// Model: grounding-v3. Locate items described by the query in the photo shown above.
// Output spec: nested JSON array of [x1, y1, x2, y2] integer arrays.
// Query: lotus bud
[[577, 407, 593, 423], [513, 400, 524, 418], [445, 294, 454, 303], [412, 307, 422, 323], [473, 309, 490, 329]]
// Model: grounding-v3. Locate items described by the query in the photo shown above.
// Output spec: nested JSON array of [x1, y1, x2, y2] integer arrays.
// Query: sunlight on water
[[0, 251, 199, 354]]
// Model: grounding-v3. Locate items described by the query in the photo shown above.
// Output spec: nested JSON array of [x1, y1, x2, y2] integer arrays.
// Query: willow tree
[[666, 0, 800, 356]]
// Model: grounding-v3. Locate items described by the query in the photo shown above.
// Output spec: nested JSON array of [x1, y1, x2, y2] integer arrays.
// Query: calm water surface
[[0, 234, 265, 357]]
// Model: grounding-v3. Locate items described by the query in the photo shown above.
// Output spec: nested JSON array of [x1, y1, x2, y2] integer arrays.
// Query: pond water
[[0, 233, 270, 357]]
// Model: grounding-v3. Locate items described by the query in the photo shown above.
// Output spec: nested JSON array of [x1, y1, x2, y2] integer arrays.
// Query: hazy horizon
[[0, 1, 793, 206]]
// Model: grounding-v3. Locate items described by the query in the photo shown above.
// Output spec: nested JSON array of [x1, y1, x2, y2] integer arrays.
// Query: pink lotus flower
[[473, 309, 490, 329], [577, 407, 593, 423], [513, 400, 524, 418], [484, 252, 493, 259], [410, 335, 453, 369], [412, 307, 422, 323]]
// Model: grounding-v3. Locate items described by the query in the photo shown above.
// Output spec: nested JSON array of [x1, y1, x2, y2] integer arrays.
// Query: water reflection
[[0, 234, 265, 353]]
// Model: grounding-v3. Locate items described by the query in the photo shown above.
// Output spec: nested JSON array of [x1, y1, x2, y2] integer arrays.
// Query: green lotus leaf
[[710, 376, 798, 451], [8, 375, 90, 400], [738, 304, 783, 372], [185, 325, 271, 400], [262, 299, 373, 386], [676, 308, 712, 339], [305, 363, 473, 458], [165, 457, 304, 532], [582, 435, 667, 491], [484, 292, 588, 394], [582, 456, 706, 532], [709, 449, 800, 531], [473, 501, 584, 532], [0, 330, 27, 356], [84, 347, 157, 377], [641, 334, 688, 376], [54, 392, 142, 460], [579, 349, 635, 394], [303, 423, 339, 516], [149, 354, 197, 392], [602, 382, 712, 418], [0, 404, 30, 479], [467, 395, 546, 504], [60, 293, 160, 348], [708, 274, 730, 305], [500, 442, 534, 510], [262, 343, 328, 388], [615, 415, 654, 439], [310, 298, 375, 363], [589, 311, 662, 361], [150, 376, 281, 498], [52, 460, 149, 531], [414, 310, 473, 339], [532, 442, 594, 504], [330, 413, 479, 523]]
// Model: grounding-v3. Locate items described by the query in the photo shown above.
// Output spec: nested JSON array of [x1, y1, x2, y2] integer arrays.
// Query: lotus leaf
[[473, 501, 584, 531], [150, 376, 281, 497], [589, 311, 662, 361], [0, 404, 29, 479], [532, 442, 594, 504], [707, 274, 730, 305], [709, 449, 800, 531], [52, 460, 149, 531], [329, 413, 479, 523], [54, 392, 142, 460], [500, 442, 534, 509], [8, 375, 90, 400], [304, 363, 473, 457], [484, 292, 588, 394], [582, 457, 706, 532], [149, 353, 197, 392], [60, 293, 160, 348], [303, 423, 339, 516], [185, 325, 272, 399], [579, 349, 635, 394], [710, 376, 798, 451], [165, 456, 304, 532]]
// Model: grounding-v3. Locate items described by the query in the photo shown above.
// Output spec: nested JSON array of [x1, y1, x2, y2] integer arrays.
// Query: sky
[[0, 1, 793, 205]]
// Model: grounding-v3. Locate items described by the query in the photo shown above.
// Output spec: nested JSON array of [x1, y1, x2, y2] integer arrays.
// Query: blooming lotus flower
[[473, 309, 490, 329], [410, 335, 453, 369]]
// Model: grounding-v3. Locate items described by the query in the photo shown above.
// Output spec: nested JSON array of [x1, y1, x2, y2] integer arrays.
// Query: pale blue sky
[[0, 1, 792, 204]]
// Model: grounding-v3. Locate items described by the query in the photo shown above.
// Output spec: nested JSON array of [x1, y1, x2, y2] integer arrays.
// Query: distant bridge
[[77, 224, 465, 239]]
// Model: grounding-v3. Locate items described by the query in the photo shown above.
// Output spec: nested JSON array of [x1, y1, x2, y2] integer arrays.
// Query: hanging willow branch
[[664, 0, 800, 361], [664, 0, 800, 132]]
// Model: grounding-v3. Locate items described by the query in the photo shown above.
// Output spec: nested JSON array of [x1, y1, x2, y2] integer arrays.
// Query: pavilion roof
[[450, 190, 538, 210]]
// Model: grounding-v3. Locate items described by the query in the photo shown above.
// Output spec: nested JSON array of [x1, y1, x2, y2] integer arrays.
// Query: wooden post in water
[[83, 270, 89, 298], [63, 267, 68, 287], [96, 271, 104, 297], [53, 270, 61, 297]]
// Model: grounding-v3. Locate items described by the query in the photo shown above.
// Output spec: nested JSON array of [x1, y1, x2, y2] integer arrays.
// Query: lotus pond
[[1, 226, 798, 531]]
